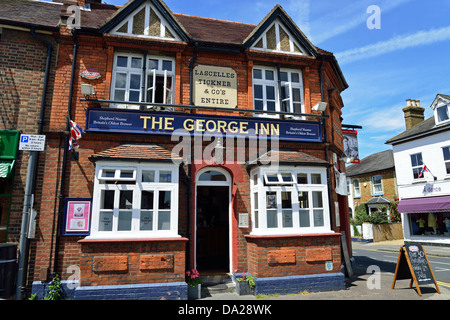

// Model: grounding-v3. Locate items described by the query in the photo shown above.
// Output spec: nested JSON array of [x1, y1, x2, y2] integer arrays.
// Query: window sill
[[78, 236, 189, 243], [245, 232, 340, 240]]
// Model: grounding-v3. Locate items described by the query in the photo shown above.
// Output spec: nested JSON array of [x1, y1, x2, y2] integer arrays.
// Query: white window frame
[[353, 179, 360, 198], [250, 166, 331, 236], [371, 175, 383, 195], [110, 53, 175, 109], [434, 102, 450, 125], [443, 146, 450, 175], [410, 152, 424, 180], [89, 162, 180, 239], [253, 66, 304, 119]]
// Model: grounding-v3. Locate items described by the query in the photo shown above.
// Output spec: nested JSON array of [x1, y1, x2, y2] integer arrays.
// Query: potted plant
[[186, 269, 203, 300], [236, 274, 255, 296]]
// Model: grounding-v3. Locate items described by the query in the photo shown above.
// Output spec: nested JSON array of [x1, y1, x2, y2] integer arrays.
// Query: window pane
[[292, 88, 301, 101], [253, 192, 258, 210], [119, 190, 133, 209], [267, 101, 275, 111], [159, 171, 172, 182], [254, 85, 263, 99], [131, 57, 142, 68], [291, 72, 300, 83], [294, 103, 302, 113], [102, 169, 115, 178], [267, 209, 277, 228], [299, 210, 310, 227], [142, 170, 155, 182], [311, 174, 321, 184], [282, 209, 293, 228], [162, 60, 172, 71], [99, 211, 113, 231], [114, 90, 125, 101], [117, 56, 128, 67], [443, 147, 450, 161], [265, 70, 274, 80], [101, 190, 114, 209], [297, 173, 307, 184], [130, 74, 141, 89], [313, 210, 324, 227], [129, 90, 140, 102], [266, 86, 275, 100], [437, 106, 449, 122], [199, 170, 226, 181], [446, 162, 450, 174], [118, 211, 132, 231], [266, 192, 276, 208], [115, 73, 127, 88], [281, 191, 291, 208], [158, 211, 170, 230], [298, 191, 308, 208], [253, 69, 262, 79], [312, 191, 323, 208], [120, 170, 134, 179], [280, 71, 288, 82], [281, 173, 293, 182], [159, 191, 171, 209], [140, 211, 153, 230], [148, 59, 158, 70], [254, 100, 264, 111], [411, 153, 422, 167], [266, 174, 278, 183], [141, 191, 154, 209]]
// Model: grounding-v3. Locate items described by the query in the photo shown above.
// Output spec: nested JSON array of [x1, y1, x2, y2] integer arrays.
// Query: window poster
[[62, 198, 92, 236]]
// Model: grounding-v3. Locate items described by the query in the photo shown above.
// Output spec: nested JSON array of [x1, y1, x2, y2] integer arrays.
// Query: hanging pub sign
[[85, 108, 322, 142], [342, 129, 360, 163], [392, 243, 440, 296], [81, 68, 101, 80], [62, 197, 92, 236]]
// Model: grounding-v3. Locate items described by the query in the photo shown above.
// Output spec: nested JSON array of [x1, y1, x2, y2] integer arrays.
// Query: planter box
[[187, 284, 201, 300], [236, 281, 253, 296]]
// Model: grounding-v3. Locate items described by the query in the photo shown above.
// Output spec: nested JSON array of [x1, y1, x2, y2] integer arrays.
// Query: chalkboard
[[392, 243, 440, 296]]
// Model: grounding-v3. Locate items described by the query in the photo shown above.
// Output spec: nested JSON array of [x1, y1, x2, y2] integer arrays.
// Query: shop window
[[251, 167, 330, 235], [111, 53, 175, 109], [372, 175, 383, 195], [443, 146, 450, 175], [253, 66, 304, 118], [91, 163, 179, 238], [410, 153, 423, 180]]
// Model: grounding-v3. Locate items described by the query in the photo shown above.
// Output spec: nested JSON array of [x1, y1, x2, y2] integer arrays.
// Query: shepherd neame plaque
[[193, 65, 237, 108]]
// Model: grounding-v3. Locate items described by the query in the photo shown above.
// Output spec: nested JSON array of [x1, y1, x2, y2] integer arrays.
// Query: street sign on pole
[[19, 134, 46, 151]]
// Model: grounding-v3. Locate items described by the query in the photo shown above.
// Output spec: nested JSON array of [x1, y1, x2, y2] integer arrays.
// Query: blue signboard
[[85, 108, 322, 142]]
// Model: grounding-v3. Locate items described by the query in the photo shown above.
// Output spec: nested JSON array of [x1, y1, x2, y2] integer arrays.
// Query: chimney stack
[[402, 99, 424, 130]]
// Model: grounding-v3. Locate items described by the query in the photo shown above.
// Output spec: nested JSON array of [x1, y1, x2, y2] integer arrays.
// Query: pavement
[[199, 239, 450, 301]]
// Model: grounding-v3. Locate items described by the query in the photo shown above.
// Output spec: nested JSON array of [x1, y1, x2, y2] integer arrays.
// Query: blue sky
[[103, 0, 450, 159]]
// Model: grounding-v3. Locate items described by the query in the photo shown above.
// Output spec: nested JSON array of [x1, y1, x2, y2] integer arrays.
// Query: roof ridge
[[172, 12, 256, 27]]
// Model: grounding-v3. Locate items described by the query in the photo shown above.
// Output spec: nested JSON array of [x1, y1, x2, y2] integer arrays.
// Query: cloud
[[336, 25, 450, 64]]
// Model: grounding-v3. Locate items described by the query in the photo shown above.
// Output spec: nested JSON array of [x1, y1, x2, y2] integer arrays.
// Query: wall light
[[312, 102, 327, 112]]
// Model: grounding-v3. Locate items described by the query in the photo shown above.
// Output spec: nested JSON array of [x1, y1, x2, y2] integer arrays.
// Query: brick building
[[347, 150, 398, 217], [1, 0, 351, 299]]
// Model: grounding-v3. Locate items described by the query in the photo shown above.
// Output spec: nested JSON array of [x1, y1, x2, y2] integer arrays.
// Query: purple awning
[[398, 196, 450, 213]]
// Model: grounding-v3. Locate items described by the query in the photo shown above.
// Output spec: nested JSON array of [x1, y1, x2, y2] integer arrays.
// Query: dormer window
[[435, 103, 450, 124]]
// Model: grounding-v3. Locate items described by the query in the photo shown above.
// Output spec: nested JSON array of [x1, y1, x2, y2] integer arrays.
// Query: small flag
[[69, 120, 83, 151], [418, 165, 430, 178]]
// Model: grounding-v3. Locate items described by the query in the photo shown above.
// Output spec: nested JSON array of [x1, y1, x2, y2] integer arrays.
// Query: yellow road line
[[437, 281, 450, 288]]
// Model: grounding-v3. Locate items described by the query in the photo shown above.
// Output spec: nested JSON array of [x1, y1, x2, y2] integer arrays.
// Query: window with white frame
[[410, 153, 423, 180], [253, 66, 304, 118], [435, 103, 450, 125], [90, 162, 179, 238], [111, 53, 175, 108], [251, 166, 331, 235], [371, 175, 383, 195], [353, 179, 360, 198], [443, 146, 450, 175]]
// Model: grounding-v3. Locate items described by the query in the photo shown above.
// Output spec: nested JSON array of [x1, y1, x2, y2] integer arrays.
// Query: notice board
[[392, 243, 440, 296]]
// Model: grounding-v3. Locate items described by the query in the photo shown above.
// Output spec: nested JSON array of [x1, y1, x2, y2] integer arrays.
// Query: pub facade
[[2, 0, 350, 299]]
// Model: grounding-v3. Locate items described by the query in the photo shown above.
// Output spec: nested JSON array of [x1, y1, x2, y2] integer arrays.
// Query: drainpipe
[[15, 27, 52, 300], [318, 58, 334, 230], [53, 28, 78, 276]]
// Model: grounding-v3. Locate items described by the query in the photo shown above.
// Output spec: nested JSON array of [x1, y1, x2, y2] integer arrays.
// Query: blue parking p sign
[[19, 134, 45, 151]]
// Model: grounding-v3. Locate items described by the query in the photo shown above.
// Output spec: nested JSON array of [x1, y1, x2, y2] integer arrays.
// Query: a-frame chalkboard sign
[[392, 243, 440, 296]]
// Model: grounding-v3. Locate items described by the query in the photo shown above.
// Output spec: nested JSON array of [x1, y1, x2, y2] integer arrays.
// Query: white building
[[386, 96, 450, 246]]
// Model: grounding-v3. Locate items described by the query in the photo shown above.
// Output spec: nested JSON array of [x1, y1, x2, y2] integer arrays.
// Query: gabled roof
[[346, 149, 394, 177], [243, 5, 318, 57]]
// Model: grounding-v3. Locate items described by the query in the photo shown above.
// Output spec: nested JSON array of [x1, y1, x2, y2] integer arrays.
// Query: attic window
[[111, 2, 177, 40], [251, 19, 308, 55], [435, 103, 450, 125]]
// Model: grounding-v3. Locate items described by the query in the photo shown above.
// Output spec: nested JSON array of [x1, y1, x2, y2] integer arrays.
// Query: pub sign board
[[85, 108, 322, 142]]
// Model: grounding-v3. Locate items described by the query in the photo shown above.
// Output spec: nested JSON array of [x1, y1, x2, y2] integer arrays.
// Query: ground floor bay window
[[89, 162, 179, 239], [250, 166, 331, 235]]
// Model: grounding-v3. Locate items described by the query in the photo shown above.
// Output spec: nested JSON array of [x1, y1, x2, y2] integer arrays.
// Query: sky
[[103, 0, 450, 159]]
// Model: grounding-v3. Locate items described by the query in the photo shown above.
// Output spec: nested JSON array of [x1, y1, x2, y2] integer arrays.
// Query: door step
[[200, 273, 235, 295]]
